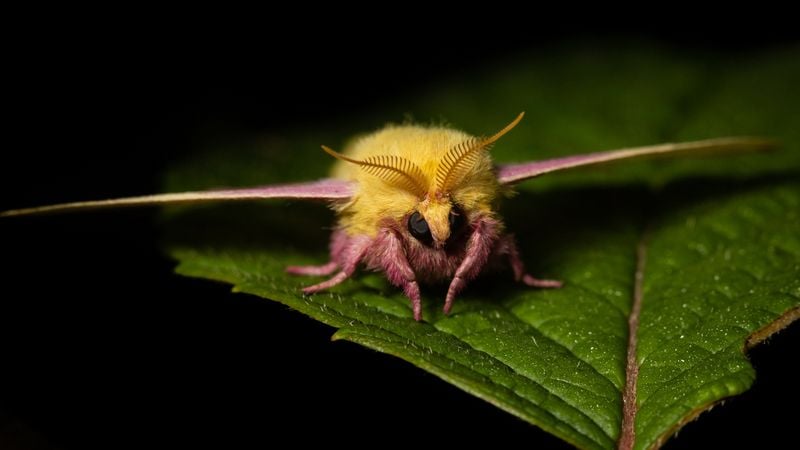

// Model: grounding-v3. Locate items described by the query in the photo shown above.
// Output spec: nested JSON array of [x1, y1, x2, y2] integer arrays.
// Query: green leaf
[[164, 45, 800, 449]]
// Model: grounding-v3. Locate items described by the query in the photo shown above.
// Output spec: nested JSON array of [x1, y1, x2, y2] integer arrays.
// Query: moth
[[2, 113, 770, 321]]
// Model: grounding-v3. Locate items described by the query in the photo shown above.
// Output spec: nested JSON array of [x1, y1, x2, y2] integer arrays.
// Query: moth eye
[[448, 205, 466, 233], [408, 211, 433, 246]]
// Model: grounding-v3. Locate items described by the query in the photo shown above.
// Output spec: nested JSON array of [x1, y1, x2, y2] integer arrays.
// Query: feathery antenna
[[322, 145, 428, 198], [435, 112, 525, 193]]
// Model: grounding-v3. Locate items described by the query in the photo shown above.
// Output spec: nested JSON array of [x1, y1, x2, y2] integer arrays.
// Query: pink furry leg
[[403, 279, 423, 322], [367, 227, 423, 321], [301, 234, 371, 294], [286, 229, 351, 277], [503, 234, 563, 288], [286, 261, 338, 276], [445, 216, 500, 315]]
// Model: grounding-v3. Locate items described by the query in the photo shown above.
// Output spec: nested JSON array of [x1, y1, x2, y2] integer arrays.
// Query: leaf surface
[[165, 45, 800, 449]]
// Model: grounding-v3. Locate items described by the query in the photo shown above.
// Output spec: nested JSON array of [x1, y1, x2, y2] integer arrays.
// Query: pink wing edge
[[1, 178, 355, 217], [495, 137, 775, 185]]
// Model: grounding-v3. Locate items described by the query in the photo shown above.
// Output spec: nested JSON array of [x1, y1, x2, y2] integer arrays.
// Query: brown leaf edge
[[650, 306, 800, 449]]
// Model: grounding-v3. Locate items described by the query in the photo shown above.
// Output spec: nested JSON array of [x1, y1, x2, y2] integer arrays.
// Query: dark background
[[2, 20, 798, 449]]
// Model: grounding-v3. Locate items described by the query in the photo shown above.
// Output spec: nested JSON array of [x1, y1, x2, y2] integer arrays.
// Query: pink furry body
[[287, 215, 561, 321]]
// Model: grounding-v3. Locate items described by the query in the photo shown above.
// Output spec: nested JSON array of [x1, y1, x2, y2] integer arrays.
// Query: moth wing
[[2, 178, 355, 217], [495, 137, 774, 185]]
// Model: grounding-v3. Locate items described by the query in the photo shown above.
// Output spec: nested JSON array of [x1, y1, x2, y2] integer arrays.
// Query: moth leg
[[286, 261, 339, 276], [502, 234, 563, 288], [301, 235, 371, 294], [371, 227, 423, 321], [445, 216, 501, 315], [399, 279, 423, 322], [520, 274, 563, 288], [301, 271, 351, 293], [286, 229, 352, 277]]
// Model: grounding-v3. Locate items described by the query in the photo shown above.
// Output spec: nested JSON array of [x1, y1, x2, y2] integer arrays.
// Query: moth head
[[409, 196, 467, 249], [322, 112, 524, 248], [403, 112, 524, 247]]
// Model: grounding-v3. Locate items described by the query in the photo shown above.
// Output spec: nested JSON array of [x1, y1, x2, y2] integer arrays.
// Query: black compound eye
[[408, 211, 433, 246], [449, 205, 466, 234]]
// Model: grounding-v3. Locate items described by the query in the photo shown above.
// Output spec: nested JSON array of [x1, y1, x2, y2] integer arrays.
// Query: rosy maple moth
[[2, 113, 771, 320]]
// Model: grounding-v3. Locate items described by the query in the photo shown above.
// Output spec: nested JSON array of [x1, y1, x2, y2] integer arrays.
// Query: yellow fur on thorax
[[331, 124, 500, 236]]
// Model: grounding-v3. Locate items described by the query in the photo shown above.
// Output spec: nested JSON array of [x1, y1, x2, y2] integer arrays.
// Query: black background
[[2, 17, 798, 449]]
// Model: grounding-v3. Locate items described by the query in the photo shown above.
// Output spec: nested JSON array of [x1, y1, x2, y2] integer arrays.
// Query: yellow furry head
[[415, 196, 452, 247], [326, 113, 524, 240]]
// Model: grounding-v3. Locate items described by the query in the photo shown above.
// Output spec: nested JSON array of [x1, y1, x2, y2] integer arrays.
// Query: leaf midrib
[[617, 229, 648, 450]]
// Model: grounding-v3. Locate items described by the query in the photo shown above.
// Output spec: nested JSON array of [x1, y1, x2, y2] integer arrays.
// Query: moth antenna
[[435, 112, 525, 193], [484, 111, 525, 146], [322, 145, 362, 165], [321, 145, 428, 198]]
